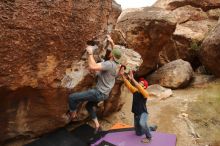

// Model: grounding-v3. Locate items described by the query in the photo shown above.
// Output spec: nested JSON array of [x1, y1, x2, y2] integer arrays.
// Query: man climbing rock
[[68, 35, 122, 132]]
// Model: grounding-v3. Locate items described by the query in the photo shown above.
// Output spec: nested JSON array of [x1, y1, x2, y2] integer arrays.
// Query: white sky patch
[[115, 0, 157, 9]]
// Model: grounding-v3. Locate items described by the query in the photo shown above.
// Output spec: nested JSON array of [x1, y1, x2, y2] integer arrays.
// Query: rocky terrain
[[0, 0, 220, 145], [100, 78, 220, 146]]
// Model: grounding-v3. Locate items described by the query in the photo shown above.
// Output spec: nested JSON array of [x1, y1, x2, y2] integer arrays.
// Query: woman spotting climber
[[120, 69, 157, 143]]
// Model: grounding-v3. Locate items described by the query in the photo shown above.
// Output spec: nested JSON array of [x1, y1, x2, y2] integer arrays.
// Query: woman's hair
[[139, 78, 148, 88]]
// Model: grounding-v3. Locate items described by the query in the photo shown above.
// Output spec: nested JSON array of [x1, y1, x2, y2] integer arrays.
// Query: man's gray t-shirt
[[96, 60, 117, 96]]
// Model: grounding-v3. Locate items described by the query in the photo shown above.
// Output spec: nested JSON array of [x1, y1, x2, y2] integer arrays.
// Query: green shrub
[[190, 41, 201, 51]]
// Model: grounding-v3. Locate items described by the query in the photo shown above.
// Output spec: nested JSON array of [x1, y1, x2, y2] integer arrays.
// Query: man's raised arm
[[86, 46, 102, 71]]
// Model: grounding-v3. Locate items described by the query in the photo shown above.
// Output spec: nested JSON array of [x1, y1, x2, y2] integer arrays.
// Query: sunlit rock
[[147, 59, 193, 89], [116, 7, 176, 76], [154, 0, 220, 11], [147, 84, 173, 100]]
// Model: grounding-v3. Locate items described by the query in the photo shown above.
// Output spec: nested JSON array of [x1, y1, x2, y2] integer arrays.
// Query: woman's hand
[[106, 35, 115, 49], [127, 70, 134, 80], [106, 35, 113, 43], [119, 65, 125, 76]]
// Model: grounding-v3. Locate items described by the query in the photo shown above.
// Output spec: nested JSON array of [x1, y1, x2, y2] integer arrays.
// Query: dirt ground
[[99, 79, 220, 146], [4, 79, 220, 146]]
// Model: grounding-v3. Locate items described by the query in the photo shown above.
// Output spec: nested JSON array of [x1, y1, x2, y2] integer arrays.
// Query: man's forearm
[[88, 54, 97, 68], [86, 45, 102, 71]]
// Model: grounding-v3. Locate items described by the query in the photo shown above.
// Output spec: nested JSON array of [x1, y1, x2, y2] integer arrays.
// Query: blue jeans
[[68, 88, 107, 119], [134, 112, 152, 139]]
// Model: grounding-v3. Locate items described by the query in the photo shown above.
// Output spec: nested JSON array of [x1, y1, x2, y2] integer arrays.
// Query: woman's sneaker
[[141, 138, 151, 143], [150, 125, 158, 131]]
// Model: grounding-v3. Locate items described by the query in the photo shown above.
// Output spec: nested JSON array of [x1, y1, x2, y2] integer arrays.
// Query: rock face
[[154, 0, 220, 11], [111, 29, 127, 46], [147, 59, 193, 89], [159, 19, 217, 66], [207, 8, 220, 19], [161, 24, 218, 68], [0, 0, 122, 143], [116, 7, 176, 76], [171, 5, 208, 23], [189, 73, 215, 87], [154, 1, 219, 68], [147, 84, 173, 100], [115, 3, 219, 75], [199, 22, 220, 77], [174, 20, 217, 41]]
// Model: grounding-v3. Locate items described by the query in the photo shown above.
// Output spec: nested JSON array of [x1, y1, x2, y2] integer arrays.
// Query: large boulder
[[174, 20, 217, 41], [147, 84, 173, 100], [0, 0, 122, 143], [159, 19, 217, 68], [116, 7, 176, 76], [157, 3, 218, 68], [207, 8, 220, 19], [189, 73, 215, 87], [154, 0, 220, 11], [110, 29, 127, 46], [171, 5, 208, 23], [199, 22, 220, 77], [147, 59, 193, 89]]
